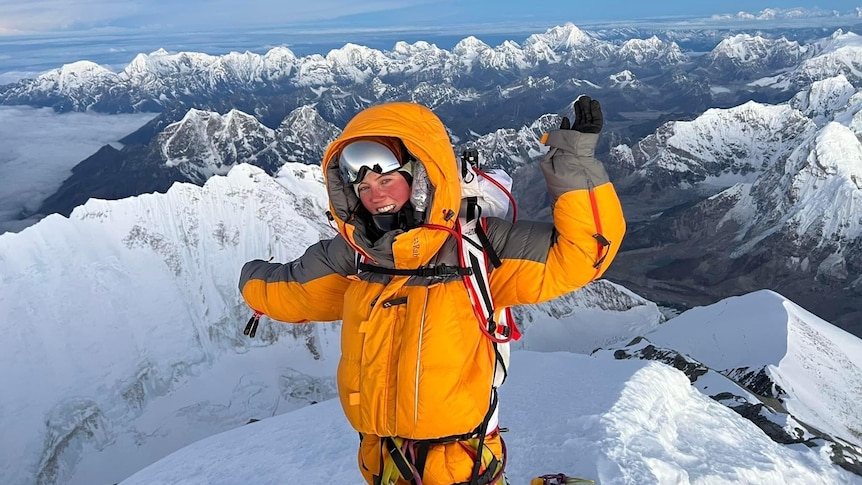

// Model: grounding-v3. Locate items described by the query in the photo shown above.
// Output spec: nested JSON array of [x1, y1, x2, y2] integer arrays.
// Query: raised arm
[[488, 96, 626, 306]]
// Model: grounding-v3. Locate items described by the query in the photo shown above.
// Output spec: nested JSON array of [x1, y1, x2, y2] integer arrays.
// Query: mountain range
[[604, 72, 862, 334], [0, 22, 832, 136], [3, 21, 861, 332]]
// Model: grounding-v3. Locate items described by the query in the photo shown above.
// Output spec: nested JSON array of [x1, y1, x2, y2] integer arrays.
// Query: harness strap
[[531, 474, 596, 485], [376, 390, 504, 485], [358, 262, 473, 277], [474, 221, 502, 268], [413, 441, 430, 479], [381, 437, 418, 485], [468, 389, 500, 485], [457, 437, 505, 485]]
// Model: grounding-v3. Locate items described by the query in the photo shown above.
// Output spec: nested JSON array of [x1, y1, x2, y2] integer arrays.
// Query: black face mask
[[363, 201, 418, 241], [370, 213, 399, 232]]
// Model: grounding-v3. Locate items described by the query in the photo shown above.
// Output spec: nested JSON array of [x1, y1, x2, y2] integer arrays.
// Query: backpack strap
[[459, 215, 520, 345], [464, 196, 502, 268]]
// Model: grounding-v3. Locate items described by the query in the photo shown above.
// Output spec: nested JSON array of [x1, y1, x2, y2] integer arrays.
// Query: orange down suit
[[239, 102, 626, 484]]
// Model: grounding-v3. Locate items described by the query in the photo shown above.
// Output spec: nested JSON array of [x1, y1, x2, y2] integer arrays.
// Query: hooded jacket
[[239, 102, 625, 440]]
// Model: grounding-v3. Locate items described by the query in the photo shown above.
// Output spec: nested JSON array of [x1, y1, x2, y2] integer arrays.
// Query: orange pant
[[358, 433, 504, 485]]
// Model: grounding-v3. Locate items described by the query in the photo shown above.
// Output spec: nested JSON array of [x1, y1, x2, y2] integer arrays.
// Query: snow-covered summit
[[613, 100, 815, 191], [617, 36, 686, 65], [119, 290, 862, 485], [754, 30, 862, 89], [525, 23, 594, 50], [645, 290, 862, 449], [0, 162, 662, 485], [159, 108, 279, 180], [156, 105, 341, 183], [707, 33, 804, 66], [790, 74, 857, 124]]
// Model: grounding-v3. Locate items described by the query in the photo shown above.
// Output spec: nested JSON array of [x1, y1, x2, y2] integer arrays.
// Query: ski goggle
[[338, 140, 403, 184]]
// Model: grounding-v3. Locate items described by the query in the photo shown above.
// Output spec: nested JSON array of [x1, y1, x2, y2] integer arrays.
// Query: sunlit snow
[[1, 163, 860, 485]]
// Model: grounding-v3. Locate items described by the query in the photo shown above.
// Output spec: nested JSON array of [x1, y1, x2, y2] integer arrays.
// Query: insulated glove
[[559, 95, 603, 133], [541, 95, 609, 203]]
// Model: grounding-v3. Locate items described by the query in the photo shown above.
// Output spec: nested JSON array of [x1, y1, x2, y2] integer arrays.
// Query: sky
[[1, 152, 861, 484], [0, 1, 860, 37]]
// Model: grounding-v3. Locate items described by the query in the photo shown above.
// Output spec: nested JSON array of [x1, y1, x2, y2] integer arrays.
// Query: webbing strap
[[459, 217, 518, 344], [413, 441, 430, 480], [382, 437, 416, 484], [377, 390, 503, 485], [474, 222, 502, 268], [358, 262, 473, 277], [465, 198, 502, 268]]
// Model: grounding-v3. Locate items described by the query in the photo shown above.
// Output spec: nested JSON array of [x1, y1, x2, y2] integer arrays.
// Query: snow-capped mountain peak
[[791, 74, 857, 124], [640, 290, 862, 448], [525, 22, 593, 50], [158, 108, 278, 180], [609, 69, 640, 89], [27, 61, 119, 110], [617, 36, 686, 64], [452, 35, 492, 60], [615, 100, 815, 190]]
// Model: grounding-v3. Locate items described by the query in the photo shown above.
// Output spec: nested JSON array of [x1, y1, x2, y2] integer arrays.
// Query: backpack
[[454, 149, 521, 388]]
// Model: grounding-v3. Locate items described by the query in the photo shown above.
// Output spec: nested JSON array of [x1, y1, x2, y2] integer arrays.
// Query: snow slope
[[121, 350, 860, 485]]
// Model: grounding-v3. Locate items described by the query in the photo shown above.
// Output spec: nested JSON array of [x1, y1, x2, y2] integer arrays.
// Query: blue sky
[[0, 0, 859, 37]]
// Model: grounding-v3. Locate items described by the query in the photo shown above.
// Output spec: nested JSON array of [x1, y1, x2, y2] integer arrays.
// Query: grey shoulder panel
[[302, 235, 358, 277], [485, 217, 557, 264], [240, 235, 356, 288]]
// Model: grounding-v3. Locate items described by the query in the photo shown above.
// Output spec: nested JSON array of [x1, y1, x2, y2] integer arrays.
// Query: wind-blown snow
[[0, 163, 339, 485]]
